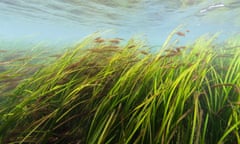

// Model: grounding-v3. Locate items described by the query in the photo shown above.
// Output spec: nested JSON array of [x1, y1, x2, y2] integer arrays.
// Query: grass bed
[[0, 34, 239, 144]]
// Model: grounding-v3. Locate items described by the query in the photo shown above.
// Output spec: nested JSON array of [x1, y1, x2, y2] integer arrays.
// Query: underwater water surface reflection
[[0, 0, 240, 47]]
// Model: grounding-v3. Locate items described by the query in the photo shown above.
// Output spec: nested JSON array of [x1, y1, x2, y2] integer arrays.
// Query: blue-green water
[[0, 0, 240, 49]]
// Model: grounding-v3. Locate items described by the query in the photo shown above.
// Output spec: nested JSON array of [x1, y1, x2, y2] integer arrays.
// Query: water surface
[[0, 0, 239, 48]]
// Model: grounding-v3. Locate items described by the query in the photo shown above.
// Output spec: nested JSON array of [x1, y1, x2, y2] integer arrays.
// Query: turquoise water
[[0, 0, 240, 49]]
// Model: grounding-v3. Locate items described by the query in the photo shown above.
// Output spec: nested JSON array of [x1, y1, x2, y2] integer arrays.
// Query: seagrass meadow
[[0, 33, 239, 144]]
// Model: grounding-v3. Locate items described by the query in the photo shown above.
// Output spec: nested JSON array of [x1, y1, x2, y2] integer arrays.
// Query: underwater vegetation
[[0, 33, 239, 144]]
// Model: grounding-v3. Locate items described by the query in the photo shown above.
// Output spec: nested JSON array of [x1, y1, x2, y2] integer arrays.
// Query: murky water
[[0, 0, 240, 48]]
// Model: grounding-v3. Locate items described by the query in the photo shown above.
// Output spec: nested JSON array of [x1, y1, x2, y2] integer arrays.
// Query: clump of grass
[[0, 34, 239, 144], [0, 47, 49, 98]]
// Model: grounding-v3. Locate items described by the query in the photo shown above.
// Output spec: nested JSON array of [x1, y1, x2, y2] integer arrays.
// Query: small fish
[[64, 61, 81, 71], [109, 38, 123, 44], [94, 37, 105, 43], [186, 30, 190, 32], [175, 46, 186, 52], [165, 49, 179, 54], [140, 50, 149, 55], [127, 45, 136, 49], [164, 53, 180, 57], [176, 31, 186, 37], [109, 39, 120, 44], [56, 77, 70, 85]]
